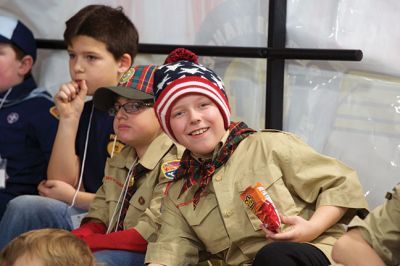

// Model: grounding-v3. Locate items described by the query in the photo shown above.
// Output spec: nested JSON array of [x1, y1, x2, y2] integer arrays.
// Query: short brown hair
[[64, 5, 139, 62], [10, 43, 32, 78], [0, 228, 95, 266], [10, 43, 25, 61]]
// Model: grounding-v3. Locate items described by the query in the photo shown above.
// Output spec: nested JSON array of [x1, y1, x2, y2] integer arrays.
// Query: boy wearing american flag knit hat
[[153, 48, 230, 142], [146, 48, 368, 266]]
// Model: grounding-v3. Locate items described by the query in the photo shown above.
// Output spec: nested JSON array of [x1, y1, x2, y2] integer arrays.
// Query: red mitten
[[82, 228, 147, 252], [71, 221, 107, 238]]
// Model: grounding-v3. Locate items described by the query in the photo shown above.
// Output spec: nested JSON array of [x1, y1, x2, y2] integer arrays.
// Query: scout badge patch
[[161, 160, 181, 179], [118, 67, 135, 85], [107, 134, 125, 157], [49, 106, 60, 119], [240, 182, 281, 233]]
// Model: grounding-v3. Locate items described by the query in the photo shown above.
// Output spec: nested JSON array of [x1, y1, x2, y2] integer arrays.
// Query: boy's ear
[[18, 55, 34, 77], [118, 53, 132, 73]]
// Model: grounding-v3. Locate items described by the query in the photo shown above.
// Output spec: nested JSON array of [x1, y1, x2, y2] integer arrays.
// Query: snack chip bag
[[240, 182, 281, 232]]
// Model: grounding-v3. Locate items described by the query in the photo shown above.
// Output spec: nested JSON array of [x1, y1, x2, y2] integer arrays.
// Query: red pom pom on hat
[[164, 48, 199, 64]]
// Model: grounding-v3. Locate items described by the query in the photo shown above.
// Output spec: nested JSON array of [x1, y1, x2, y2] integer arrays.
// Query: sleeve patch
[[49, 106, 60, 119], [161, 160, 181, 180]]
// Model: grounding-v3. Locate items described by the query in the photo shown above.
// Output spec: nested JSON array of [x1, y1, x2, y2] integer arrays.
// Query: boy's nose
[[72, 59, 84, 73], [115, 108, 128, 119], [189, 110, 201, 124]]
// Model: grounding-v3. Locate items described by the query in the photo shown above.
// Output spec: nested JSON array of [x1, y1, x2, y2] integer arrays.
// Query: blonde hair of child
[[0, 228, 95, 266]]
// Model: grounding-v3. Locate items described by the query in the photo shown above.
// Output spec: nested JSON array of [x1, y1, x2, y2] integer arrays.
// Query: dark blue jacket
[[0, 76, 58, 196]]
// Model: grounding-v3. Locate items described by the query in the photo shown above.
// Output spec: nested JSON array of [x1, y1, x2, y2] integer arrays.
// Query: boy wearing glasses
[[71, 65, 183, 266]]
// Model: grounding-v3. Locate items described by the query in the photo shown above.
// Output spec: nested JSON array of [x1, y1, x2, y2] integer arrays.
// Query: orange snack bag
[[240, 182, 281, 233]]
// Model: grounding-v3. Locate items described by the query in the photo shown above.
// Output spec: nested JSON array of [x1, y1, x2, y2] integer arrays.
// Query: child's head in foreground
[[0, 228, 95, 266], [63, 5, 139, 95], [152, 48, 231, 157]]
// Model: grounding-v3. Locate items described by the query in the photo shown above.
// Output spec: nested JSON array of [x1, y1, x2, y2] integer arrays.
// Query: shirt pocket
[[237, 178, 264, 232], [182, 194, 230, 253], [129, 191, 148, 212], [103, 182, 124, 203], [237, 168, 292, 232], [122, 192, 149, 229], [126, 185, 152, 217]]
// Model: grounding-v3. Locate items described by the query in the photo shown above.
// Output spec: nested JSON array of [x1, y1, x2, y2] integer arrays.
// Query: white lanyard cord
[[0, 88, 13, 160], [0, 88, 13, 110], [110, 136, 117, 158], [106, 158, 138, 233], [69, 104, 94, 208]]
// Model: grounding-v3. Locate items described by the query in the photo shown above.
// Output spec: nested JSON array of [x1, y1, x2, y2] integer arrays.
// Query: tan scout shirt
[[349, 184, 400, 266], [146, 130, 368, 265], [83, 133, 183, 241]]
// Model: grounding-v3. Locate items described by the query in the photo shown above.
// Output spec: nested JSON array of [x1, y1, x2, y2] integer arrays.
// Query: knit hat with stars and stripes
[[153, 48, 231, 141]]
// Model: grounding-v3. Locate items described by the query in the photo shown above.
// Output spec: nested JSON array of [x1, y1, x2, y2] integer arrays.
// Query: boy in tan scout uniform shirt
[[71, 65, 182, 266], [332, 184, 400, 266], [145, 49, 368, 266]]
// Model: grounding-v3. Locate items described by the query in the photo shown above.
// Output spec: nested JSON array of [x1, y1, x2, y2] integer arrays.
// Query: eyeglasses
[[108, 101, 153, 116]]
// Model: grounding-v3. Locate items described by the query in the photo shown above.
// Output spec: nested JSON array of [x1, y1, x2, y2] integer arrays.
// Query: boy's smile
[[189, 127, 209, 136], [170, 95, 227, 157]]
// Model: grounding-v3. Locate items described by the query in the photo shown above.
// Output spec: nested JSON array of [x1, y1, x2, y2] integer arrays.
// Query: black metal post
[[266, 0, 287, 130]]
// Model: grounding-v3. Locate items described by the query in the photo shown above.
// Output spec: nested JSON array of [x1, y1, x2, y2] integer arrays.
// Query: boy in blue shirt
[[0, 5, 138, 249], [0, 15, 58, 218]]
